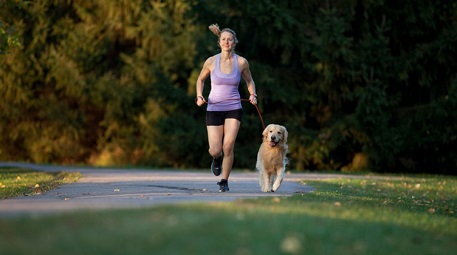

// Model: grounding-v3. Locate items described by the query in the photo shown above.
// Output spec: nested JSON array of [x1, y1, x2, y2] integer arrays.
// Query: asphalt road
[[0, 162, 323, 217]]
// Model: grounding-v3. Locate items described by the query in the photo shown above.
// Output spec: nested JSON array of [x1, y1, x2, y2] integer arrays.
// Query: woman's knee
[[208, 147, 222, 158], [222, 143, 235, 156]]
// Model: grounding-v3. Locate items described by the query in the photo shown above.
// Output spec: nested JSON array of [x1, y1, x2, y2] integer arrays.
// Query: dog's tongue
[[269, 141, 277, 147]]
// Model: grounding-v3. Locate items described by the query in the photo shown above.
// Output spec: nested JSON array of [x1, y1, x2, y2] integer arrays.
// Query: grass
[[0, 173, 456, 255], [0, 168, 81, 199]]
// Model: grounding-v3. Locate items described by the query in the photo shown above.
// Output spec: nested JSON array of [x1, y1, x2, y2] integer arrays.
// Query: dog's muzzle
[[268, 136, 280, 147], [269, 141, 278, 147]]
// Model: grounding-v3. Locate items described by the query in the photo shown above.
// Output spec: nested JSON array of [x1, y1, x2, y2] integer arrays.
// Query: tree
[[193, 0, 457, 173], [0, 0, 200, 166], [1, 0, 456, 174]]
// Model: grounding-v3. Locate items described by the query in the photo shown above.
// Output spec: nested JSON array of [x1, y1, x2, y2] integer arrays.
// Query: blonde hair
[[208, 23, 239, 43]]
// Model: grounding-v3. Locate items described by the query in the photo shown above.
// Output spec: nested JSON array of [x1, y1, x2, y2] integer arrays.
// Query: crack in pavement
[[146, 184, 208, 193]]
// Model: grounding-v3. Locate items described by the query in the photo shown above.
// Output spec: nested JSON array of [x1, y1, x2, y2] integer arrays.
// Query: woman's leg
[[207, 125, 224, 158], [220, 118, 241, 180]]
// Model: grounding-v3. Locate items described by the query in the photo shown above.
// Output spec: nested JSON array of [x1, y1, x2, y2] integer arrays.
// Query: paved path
[[0, 162, 329, 217]]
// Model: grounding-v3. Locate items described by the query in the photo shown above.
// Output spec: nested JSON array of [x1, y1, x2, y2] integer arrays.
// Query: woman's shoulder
[[203, 55, 218, 68], [236, 54, 247, 62], [236, 54, 249, 68]]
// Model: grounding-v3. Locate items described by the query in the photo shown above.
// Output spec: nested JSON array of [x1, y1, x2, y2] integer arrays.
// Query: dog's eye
[[277, 131, 282, 134]]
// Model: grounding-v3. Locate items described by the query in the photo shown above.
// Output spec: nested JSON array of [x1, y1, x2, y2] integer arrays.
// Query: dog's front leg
[[261, 171, 272, 192], [272, 167, 285, 192]]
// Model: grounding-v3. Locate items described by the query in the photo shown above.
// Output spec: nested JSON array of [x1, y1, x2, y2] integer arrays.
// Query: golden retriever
[[256, 124, 288, 192]]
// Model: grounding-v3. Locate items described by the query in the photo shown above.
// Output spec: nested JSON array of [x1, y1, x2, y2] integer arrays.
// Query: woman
[[195, 24, 257, 192]]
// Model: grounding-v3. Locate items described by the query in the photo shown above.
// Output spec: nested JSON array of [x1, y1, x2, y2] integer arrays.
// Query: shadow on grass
[[0, 167, 81, 199]]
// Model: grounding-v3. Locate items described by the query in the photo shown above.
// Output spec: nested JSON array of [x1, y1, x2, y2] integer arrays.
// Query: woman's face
[[219, 31, 236, 51]]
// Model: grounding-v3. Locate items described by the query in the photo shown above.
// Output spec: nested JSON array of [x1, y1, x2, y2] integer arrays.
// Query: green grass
[[0, 174, 456, 255], [0, 168, 81, 199]]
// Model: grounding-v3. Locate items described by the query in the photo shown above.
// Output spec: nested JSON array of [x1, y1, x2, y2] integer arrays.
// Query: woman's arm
[[239, 57, 257, 104], [195, 57, 213, 106]]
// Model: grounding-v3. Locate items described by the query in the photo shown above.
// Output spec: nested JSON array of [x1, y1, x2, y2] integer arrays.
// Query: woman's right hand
[[195, 96, 206, 106]]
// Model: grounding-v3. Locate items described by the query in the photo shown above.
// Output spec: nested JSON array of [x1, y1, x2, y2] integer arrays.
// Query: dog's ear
[[262, 125, 271, 138], [281, 126, 288, 143]]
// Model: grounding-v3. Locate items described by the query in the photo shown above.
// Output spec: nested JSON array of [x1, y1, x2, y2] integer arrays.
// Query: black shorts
[[206, 109, 243, 126]]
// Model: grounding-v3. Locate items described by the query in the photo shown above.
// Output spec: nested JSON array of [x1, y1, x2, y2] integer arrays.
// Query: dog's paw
[[272, 180, 282, 192], [261, 187, 272, 193]]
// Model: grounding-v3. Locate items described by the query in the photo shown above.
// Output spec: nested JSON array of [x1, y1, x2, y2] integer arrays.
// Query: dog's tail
[[256, 153, 263, 189], [255, 160, 265, 190], [258, 167, 265, 189]]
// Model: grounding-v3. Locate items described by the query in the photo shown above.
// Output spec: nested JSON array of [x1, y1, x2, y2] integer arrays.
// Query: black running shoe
[[217, 180, 229, 192], [211, 155, 223, 176]]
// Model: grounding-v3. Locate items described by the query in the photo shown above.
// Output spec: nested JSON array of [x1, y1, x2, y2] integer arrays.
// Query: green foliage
[[0, 1, 28, 54], [0, 0, 456, 173], [0, 0, 199, 166]]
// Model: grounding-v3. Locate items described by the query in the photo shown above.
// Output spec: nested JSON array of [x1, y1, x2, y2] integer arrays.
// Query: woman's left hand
[[249, 94, 257, 105]]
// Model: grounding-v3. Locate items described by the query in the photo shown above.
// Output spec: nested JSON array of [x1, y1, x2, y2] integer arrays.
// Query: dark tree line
[[1, 0, 456, 174]]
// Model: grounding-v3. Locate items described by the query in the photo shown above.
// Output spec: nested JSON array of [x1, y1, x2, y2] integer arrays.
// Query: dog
[[256, 124, 288, 192]]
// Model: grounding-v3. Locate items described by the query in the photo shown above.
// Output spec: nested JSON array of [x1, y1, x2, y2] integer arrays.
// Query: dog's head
[[262, 124, 288, 147]]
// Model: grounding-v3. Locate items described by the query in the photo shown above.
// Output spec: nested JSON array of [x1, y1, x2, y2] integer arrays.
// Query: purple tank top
[[207, 53, 242, 111]]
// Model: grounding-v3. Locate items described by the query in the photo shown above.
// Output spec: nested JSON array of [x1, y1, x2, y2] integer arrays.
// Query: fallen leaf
[[280, 234, 303, 254]]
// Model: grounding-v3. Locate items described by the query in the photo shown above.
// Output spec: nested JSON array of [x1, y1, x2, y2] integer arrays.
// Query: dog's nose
[[271, 135, 276, 140]]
